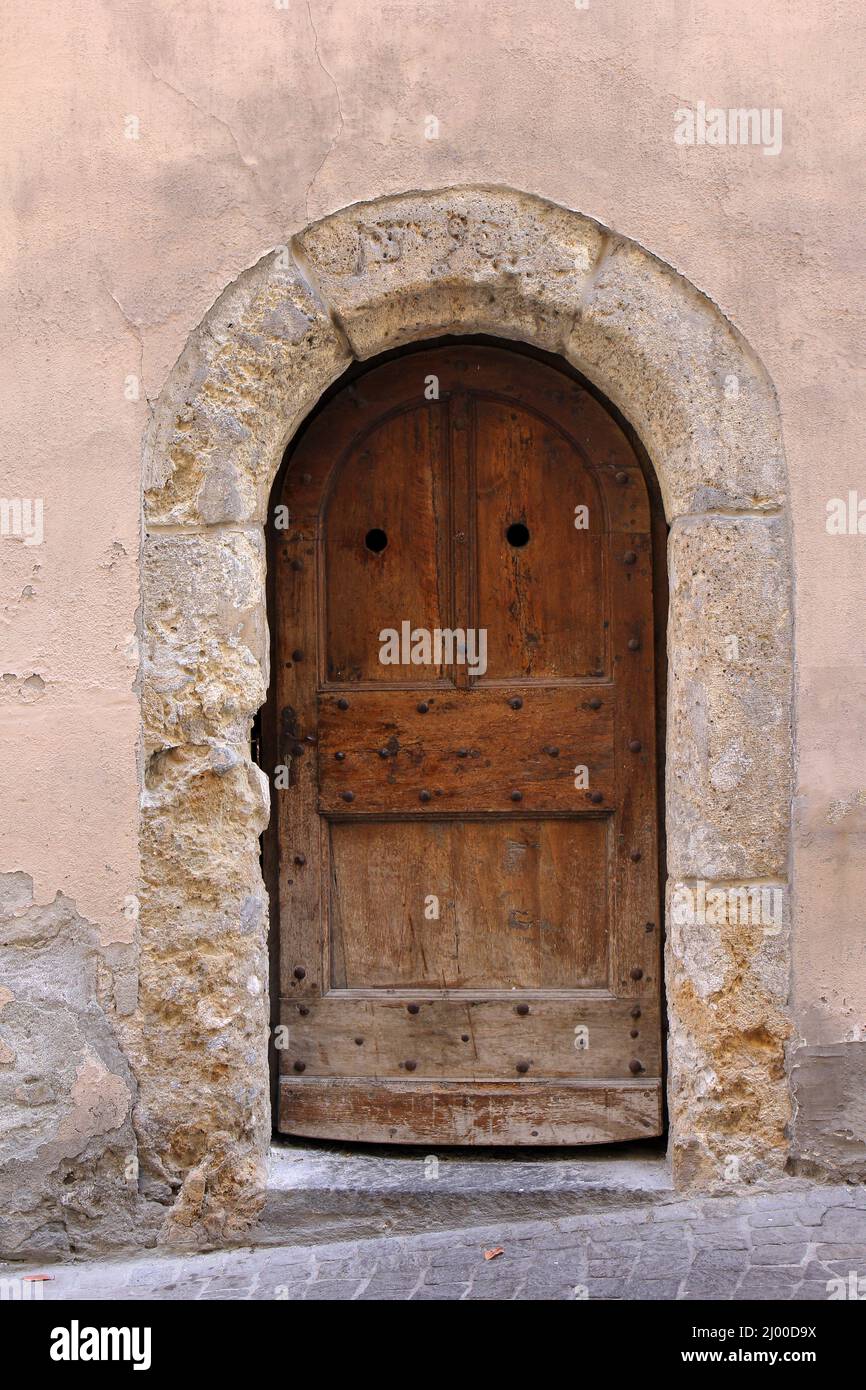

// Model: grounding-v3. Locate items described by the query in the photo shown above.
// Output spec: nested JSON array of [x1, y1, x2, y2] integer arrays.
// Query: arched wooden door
[[269, 345, 662, 1144]]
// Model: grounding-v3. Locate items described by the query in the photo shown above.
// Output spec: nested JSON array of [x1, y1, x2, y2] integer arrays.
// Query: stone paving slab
[[3, 1183, 865, 1302]]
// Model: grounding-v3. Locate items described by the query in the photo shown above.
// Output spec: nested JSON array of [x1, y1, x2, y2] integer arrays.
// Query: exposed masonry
[[0, 186, 796, 1257], [0, 871, 158, 1258]]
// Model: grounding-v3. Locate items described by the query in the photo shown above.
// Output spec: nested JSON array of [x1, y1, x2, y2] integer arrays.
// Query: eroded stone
[[667, 515, 792, 879], [141, 742, 269, 905], [298, 186, 604, 358], [666, 878, 791, 1190], [142, 527, 268, 754], [566, 239, 786, 519], [143, 254, 351, 526]]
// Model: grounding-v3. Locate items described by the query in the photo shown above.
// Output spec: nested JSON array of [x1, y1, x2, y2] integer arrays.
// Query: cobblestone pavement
[[6, 1184, 866, 1301]]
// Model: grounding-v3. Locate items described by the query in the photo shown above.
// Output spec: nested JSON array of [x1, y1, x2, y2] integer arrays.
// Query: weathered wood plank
[[280, 1078, 663, 1144], [317, 686, 615, 814], [279, 993, 662, 1077], [328, 817, 609, 989]]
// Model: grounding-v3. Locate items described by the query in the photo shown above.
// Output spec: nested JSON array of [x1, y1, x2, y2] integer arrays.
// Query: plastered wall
[[1, 0, 864, 1254]]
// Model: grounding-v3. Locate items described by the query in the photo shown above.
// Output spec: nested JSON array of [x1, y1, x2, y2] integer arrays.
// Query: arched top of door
[[283, 345, 650, 539]]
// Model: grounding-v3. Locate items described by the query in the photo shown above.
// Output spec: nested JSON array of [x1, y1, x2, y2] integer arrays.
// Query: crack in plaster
[[304, 0, 346, 220], [136, 53, 267, 209]]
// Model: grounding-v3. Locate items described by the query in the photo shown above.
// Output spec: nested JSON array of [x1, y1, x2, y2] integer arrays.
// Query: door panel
[[473, 398, 607, 681], [270, 345, 662, 1145], [329, 817, 610, 990], [324, 405, 451, 683]]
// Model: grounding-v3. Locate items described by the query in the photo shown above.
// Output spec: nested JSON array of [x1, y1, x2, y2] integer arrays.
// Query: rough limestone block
[[122, 891, 271, 1244], [141, 742, 269, 905], [666, 878, 791, 1190], [133, 743, 271, 1243], [143, 255, 351, 526], [298, 186, 604, 358], [142, 527, 268, 754], [667, 514, 792, 879], [566, 240, 786, 519]]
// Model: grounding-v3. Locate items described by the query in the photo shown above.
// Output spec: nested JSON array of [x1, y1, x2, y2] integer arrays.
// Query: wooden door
[[269, 345, 662, 1145]]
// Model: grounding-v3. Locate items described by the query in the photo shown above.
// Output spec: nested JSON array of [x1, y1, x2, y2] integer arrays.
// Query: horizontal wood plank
[[317, 685, 615, 814], [280, 1078, 663, 1144], [279, 993, 660, 1078]]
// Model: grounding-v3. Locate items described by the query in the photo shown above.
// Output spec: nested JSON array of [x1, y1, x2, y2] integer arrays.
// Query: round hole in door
[[506, 521, 530, 548], [365, 527, 388, 553]]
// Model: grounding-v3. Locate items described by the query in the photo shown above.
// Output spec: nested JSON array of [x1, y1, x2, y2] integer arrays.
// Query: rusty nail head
[[615, 470, 629, 484], [291, 742, 305, 756], [515, 1003, 530, 1016], [354, 1036, 364, 1045], [419, 789, 432, 802], [516, 1060, 530, 1074], [298, 1005, 309, 1016], [628, 637, 641, 651], [291, 558, 303, 571], [589, 791, 603, 804], [337, 698, 349, 710], [404, 1060, 417, 1072], [461, 1033, 470, 1042], [630, 1005, 642, 1019], [510, 790, 523, 802], [628, 738, 642, 752], [294, 853, 307, 866], [630, 1029, 639, 1038], [292, 649, 304, 662], [407, 1003, 420, 1015], [417, 701, 429, 713], [334, 751, 346, 761], [645, 921, 655, 933], [630, 967, 644, 981], [341, 791, 355, 803], [456, 748, 468, 757], [293, 966, 306, 980], [378, 747, 390, 758], [589, 698, 602, 710], [293, 1060, 306, 1073], [510, 697, 523, 709], [629, 1059, 644, 1075], [623, 551, 637, 565], [630, 849, 642, 862], [545, 746, 560, 757]]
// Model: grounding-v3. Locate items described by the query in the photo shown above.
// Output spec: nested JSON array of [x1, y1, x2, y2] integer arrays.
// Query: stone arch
[[137, 187, 792, 1243]]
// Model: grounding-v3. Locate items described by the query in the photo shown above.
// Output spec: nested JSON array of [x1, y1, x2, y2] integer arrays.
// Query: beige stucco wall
[[1, 0, 864, 1251]]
